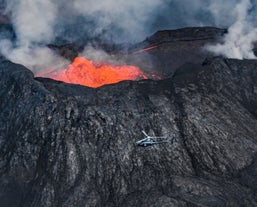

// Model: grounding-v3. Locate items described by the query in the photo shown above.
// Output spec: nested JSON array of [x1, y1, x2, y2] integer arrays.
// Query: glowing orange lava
[[132, 45, 158, 54], [39, 57, 148, 88]]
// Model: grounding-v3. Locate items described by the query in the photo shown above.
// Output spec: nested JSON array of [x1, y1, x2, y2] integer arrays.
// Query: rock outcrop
[[1, 55, 257, 206], [126, 27, 227, 77]]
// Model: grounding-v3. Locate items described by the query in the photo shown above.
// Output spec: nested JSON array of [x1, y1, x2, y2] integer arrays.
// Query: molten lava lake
[[38, 57, 149, 88]]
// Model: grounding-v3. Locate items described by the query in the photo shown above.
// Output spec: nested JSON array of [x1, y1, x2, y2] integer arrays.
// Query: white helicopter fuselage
[[136, 131, 169, 147]]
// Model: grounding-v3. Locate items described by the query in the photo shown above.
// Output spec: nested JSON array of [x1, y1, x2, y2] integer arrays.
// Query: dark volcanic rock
[[126, 27, 227, 77], [1, 56, 257, 207]]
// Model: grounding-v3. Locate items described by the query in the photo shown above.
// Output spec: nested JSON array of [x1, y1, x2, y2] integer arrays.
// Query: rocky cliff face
[[1, 55, 257, 206], [127, 27, 227, 77]]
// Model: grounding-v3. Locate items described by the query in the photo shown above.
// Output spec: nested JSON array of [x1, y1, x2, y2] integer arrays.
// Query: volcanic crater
[[1, 27, 257, 207]]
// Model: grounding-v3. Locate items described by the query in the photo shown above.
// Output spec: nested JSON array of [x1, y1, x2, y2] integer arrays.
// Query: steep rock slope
[[126, 27, 227, 76], [1, 57, 257, 206]]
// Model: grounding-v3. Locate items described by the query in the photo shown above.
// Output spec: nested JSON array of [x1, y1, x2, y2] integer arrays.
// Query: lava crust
[[1, 56, 257, 206]]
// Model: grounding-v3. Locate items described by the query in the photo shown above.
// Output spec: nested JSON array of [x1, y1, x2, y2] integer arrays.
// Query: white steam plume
[[0, 0, 167, 73], [1, 0, 257, 74], [206, 0, 257, 59], [0, 0, 68, 73], [80, 45, 125, 65], [72, 0, 165, 42], [8, 0, 56, 43]]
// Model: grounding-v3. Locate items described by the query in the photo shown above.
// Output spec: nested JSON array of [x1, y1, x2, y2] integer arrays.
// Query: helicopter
[[136, 130, 170, 147]]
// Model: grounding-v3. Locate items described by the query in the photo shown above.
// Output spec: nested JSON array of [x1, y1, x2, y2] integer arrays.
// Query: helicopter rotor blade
[[152, 136, 168, 139], [142, 130, 148, 137]]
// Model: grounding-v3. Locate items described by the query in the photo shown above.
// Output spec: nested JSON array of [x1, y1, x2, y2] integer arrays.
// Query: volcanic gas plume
[[37, 57, 148, 88]]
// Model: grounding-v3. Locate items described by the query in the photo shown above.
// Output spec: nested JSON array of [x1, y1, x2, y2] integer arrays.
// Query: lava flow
[[132, 45, 158, 54], [38, 57, 148, 88]]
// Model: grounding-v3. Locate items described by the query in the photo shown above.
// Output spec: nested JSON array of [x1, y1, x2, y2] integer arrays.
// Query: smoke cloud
[[0, 0, 68, 72], [72, 0, 166, 42], [80, 45, 125, 65], [206, 0, 257, 59], [0, 0, 168, 73], [0, 0, 257, 73]]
